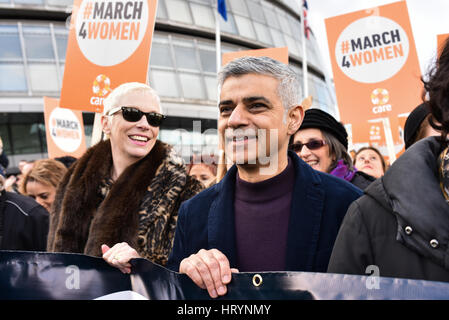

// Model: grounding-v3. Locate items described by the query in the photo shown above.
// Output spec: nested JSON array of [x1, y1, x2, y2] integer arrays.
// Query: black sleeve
[[25, 205, 50, 251], [166, 201, 188, 272], [0, 151, 9, 169], [327, 200, 374, 275]]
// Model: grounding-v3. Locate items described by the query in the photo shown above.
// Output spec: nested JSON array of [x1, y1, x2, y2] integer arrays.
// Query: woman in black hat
[[289, 108, 375, 190], [404, 102, 439, 149]]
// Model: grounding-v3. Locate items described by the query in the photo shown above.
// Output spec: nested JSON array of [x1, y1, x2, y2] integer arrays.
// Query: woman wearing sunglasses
[[290, 108, 375, 190], [47, 82, 204, 273]]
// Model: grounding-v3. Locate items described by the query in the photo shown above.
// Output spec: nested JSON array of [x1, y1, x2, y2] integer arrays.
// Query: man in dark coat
[[167, 56, 362, 298], [0, 175, 49, 251]]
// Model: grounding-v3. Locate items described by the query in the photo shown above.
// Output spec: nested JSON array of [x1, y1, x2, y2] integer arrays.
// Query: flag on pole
[[218, 0, 227, 21], [300, 0, 309, 97], [303, 0, 310, 39]]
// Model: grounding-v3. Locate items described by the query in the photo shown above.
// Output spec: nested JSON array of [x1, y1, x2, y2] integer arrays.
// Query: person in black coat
[[0, 136, 8, 177], [327, 37, 449, 282], [0, 175, 49, 251]]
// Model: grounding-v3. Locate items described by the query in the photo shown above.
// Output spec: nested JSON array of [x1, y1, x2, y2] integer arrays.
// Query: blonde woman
[[20, 159, 67, 212], [47, 82, 203, 272]]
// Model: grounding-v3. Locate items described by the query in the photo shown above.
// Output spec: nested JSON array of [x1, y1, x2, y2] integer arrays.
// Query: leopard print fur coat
[[47, 139, 203, 266]]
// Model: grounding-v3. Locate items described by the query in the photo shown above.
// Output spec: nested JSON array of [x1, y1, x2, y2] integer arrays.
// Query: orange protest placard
[[325, 1, 422, 162], [43, 96, 87, 158], [222, 47, 289, 66], [60, 0, 158, 113]]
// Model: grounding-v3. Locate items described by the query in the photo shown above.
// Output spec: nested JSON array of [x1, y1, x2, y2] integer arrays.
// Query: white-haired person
[[47, 82, 204, 272]]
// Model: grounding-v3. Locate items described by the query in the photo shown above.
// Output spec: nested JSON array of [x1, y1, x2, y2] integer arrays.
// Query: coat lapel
[[208, 165, 238, 267], [285, 152, 325, 271]]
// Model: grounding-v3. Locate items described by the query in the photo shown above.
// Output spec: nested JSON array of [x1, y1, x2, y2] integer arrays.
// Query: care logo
[[371, 88, 389, 105], [370, 88, 392, 114], [91, 74, 111, 106], [335, 16, 409, 83], [49, 107, 83, 153], [76, 0, 149, 66]]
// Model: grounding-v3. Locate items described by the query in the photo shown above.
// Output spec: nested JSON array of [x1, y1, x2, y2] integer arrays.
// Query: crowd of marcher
[[0, 37, 448, 299]]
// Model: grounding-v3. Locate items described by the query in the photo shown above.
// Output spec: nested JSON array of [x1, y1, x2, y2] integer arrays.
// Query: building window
[[53, 26, 68, 62], [156, 0, 168, 19], [219, 12, 238, 35], [270, 28, 286, 48], [179, 73, 206, 99], [150, 42, 173, 68], [191, 3, 215, 29], [204, 75, 217, 101], [0, 25, 22, 60], [166, 0, 193, 24], [46, 0, 73, 6], [253, 22, 273, 45], [14, 0, 44, 4], [10, 123, 45, 154], [198, 49, 216, 73], [234, 15, 256, 40], [0, 63, 27, 91], [173, 43, 199, 70], [247, 0, 266, 24], [229, 0, 249, 17], [28, 63, 59, 92], [150, 69, 179, 98], [22, 26, 55, 60]]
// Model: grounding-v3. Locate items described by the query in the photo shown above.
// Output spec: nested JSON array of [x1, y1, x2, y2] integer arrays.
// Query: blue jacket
[[167, 152, 362, 272]]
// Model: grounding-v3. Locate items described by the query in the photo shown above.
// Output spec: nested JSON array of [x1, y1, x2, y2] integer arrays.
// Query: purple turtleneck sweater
[[234, 157, 295, 272]]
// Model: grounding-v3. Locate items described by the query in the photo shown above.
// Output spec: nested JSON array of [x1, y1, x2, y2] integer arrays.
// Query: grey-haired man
[[167, 56, 362, 298]]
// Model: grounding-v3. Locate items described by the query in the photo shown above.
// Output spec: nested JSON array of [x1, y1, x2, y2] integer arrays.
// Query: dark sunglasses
[[108, 106, 166, 127], [289, 139, 326, 153]]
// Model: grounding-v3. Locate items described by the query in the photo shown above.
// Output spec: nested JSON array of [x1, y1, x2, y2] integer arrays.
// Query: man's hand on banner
[[179, 248, 239, 299], [101, 242, 141, 274]]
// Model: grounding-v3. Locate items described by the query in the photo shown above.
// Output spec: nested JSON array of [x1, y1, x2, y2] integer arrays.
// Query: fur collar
[[48, 139, 168, 257]]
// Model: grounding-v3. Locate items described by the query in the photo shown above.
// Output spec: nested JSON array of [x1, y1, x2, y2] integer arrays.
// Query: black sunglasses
[[109, 106, 166, 127], [289, 139, 326, 153]]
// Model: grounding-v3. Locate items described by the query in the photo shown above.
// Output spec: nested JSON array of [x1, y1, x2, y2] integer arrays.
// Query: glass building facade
[[0, 0, 336, 166]]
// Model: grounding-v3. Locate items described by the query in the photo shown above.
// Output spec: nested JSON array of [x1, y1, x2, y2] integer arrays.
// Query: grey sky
[[307, 0, 449, 79]]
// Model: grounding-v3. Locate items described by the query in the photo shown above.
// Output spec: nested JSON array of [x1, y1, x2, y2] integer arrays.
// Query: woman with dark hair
[[328, 38, 449, 282], [353, 146, 386, 179], [290, 108, 374, 189]]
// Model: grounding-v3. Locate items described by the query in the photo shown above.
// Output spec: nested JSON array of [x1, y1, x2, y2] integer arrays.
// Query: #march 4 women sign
[[325, 1, 422, 160], [60, 0, 158, 113]]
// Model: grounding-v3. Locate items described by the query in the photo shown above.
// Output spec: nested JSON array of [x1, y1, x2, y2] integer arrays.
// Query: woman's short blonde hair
[[102, 82, 162, 116], [19, 159, 67, 195]]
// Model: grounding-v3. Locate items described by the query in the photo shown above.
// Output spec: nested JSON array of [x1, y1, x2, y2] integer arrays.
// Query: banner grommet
[[252, 274, 263, 287]]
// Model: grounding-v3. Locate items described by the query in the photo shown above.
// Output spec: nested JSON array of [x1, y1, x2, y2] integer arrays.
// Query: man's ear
[[101, 115, 111, 136], [287, 105, 304, 135]]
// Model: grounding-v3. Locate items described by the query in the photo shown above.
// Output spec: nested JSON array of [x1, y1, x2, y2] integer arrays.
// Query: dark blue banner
[[1, 250, 449, 300]]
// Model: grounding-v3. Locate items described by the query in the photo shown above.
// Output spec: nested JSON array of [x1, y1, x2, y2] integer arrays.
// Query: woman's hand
[[101, 242, 141, 274]]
